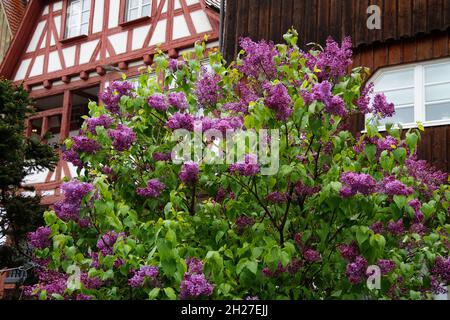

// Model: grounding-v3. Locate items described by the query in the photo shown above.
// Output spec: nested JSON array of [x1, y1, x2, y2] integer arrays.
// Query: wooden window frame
[[60, 0, 95, 43], [119, 0, 155, 28], [366, 57, 450, 132]]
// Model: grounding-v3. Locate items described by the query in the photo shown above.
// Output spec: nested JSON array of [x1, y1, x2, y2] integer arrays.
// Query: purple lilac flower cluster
[[166, 112, 195, 131], [179, 258, 214, 299], [194, 71, 222, 106], [28, 226, 51, 249], [306, 37, 353, 80], [238, 37, 278, 79], [137, 178, 165, 198], [294, 182, 320, 197], [373, 93, 395, 118], [387, 219, 405, 236], [356, 83, 396, 119], [431, 256, 450, 293], [409, 199, 424, 223], [339, 172, 376, 198], [63, 149, 83, 168], [96, 231, 126, 256], [153, 152, 171, 161], [128, 265, 159, 288], [303, 249, 321, 262], [98, 81, 134, 114], [168, 92, 188, 110], [405, 157, 448, 197], [345, 256, 368, 284], [266, 192, 288, 203], [229, 154, 260, 176], [86, 114, 113, 134], [378, 259, 396, 274], [302, 81, 347, 117], [370, 221, 385, 234], [148, 93, 169, 112], [235, 216, 255, 233], [338, 242, 359, 262], [54, 180, 93, 221], [378, 176, 414, 196], [377, 135, 398, 152], [71, 135, 101, 154], [24, 269, 68, 299], [262, 82, 293, 121], [168, 58, 185, 72], [108, 124, 136, 151], [179, 161, 199, 184]]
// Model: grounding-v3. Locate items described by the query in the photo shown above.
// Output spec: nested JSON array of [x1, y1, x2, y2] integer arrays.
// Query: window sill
[[119, 16, 151, 28], [60, 34, 88, 45], [362, 119, 450, 133]]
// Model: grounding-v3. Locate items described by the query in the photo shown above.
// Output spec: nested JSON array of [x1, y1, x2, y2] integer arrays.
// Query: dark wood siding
[[222, 0, 450, 61]]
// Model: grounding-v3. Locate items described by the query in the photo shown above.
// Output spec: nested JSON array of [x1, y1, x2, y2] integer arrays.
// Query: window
[[65, 0, 91, 39], [126, 0, 151, 22], [369, 58, 450, 129]]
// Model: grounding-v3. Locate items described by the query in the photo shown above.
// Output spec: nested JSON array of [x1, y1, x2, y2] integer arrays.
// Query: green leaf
[[245, 261, 258, 275], [164, 287, 177, 300], [406, 133, 419, 155], [148, 287, 160, 300], [356, 226, 370, 245], [365, 144, 377, 163], [393, 195, 407, 209]]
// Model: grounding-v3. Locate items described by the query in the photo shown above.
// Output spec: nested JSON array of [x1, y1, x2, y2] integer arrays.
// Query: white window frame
[[367, 57, 450, 131], [126, 0, 152, 22], [65, 0, 91, 39]]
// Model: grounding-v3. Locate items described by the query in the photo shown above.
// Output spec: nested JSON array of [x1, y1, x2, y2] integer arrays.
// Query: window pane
[[82, 11, 89, 24], [426, 102, 450, 121], [82, 0, 91, 11], [143, 0, 151, 4], [81, 23, 89, 35], [142, 4, 151, 16], [425, 62, 450, 84], [383, 88, 414, 106], [375, 69, 414, 91], [378, 106, 415, 125], [425, 83, 450, 102], [128, 8, 138, 20]]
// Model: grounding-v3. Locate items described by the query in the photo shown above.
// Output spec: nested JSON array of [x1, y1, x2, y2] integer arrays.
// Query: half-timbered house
[[0, 0, 220, 205]]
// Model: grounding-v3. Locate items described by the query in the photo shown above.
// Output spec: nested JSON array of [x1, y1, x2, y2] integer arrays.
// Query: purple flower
[[410, 223, 426, 235], [294, 182, 320, 196], [266, 192, 288, 203], [28, 226, 51, 249], [137, 178, 165, 198], [54, 180, 93, 221], [81, 273, 103, 289], [379, 176, 414, 196], [263, 82, 293, 121], [346, 256, 368, 284], [153, 152, 171, 161], [245, 296, 260, 300], [432, 256, 450, 284], [179, 273, 214, 299], [406, 158, 448, 197], [373, 93, 395, 119], [168, 92, 188, 111], [179, 161, 199, 184], [370, 221, 385, 234], [108, 124, 136, 152], [96, 231, 126, 256], [302, 81, 347, 117], [194, 71, 222, 106], [86, 115, 113, 134], [339, 172, 376, 198], [235, 216, 255, 233], [166, 112, 194, 131], [238, 37, 277, 79], [99, 81, 134, 114], [303, 249, 321, 262], [229, 154, 260, 176], [63, 149, 83, 168], [387, 219, 405, 236], [338, 242, 359, 262], [223, 101, 248, 114], [148, 93, 169, 112], [356, 83, 374, 114], [168, 58, 185, 72], [408, 199, 424, 223], [186, 258, 204, 274], [128, 265, 159, 288], [316, 36, 353, 80], [71, 135, 101, 154], [377, 135, 398, 152], [378, 259, 396, 275]]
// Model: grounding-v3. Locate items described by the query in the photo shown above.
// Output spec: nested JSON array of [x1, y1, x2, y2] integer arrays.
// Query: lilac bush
[[25, 30, 449, 300]]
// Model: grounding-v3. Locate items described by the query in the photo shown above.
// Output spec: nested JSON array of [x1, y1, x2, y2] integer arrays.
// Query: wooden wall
[[222, 0, 450, 61]]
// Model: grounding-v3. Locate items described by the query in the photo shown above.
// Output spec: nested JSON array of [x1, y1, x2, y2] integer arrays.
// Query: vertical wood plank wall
[[222, 0, 450, 172]]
